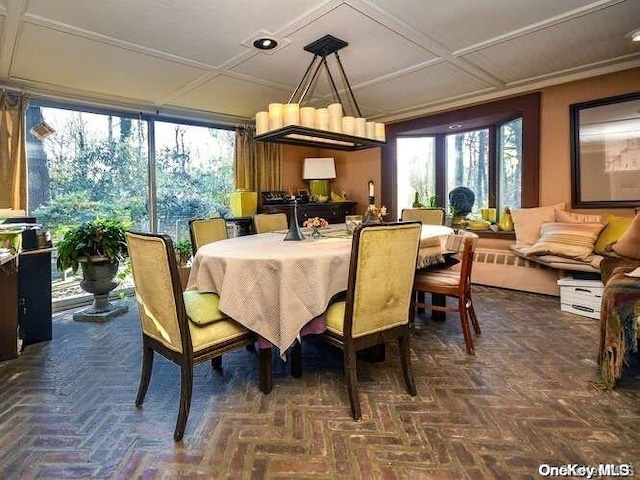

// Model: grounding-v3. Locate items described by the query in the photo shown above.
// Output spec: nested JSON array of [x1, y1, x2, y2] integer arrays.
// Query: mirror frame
[[570, 91, 640, 209]]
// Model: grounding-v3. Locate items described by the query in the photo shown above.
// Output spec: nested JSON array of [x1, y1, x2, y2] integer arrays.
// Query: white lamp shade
[[303, 157, 336, 179]]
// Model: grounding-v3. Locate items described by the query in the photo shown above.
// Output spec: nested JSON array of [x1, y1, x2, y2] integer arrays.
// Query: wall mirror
[[571, 92, 640, 208]]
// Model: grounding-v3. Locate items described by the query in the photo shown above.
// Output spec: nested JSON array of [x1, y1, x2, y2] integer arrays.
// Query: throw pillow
[[555, 210, 603, 224], [525, 221, 605, 261], [511, 202, 566, 246], [183, 290, 227, 325], [613, 214, 640, 260], [594, 215, 633, 255]]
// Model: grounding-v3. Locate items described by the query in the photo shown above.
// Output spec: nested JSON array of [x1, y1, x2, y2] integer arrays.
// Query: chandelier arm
[[297, 56, 324, 105], [334, 51, 362, 118], [288, 55, 320, 104], [322, 55, 345, 110]]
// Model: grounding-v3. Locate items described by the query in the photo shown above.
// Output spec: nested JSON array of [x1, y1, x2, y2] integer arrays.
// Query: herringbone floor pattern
[[1, 286, 639, 479]]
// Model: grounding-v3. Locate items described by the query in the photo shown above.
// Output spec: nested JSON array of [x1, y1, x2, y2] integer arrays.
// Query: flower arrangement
[[303, 217, 328, 238], [364, 204, 387, 223], [303, 217, 329, 229]]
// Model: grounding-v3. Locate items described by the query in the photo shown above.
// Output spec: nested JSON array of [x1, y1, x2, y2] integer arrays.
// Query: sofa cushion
[[525, 221, 604, 262], [555, 210, 603, 224], [511, 202, 565, 246], [595, 215, 634, 256], [613, 214, 640, 260], [183, 290, 228, 325]]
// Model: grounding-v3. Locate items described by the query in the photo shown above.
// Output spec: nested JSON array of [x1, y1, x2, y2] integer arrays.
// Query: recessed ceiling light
[[448, 124, 462, 130], [253, 38, 278, 50], [624, 28, 640, 42]]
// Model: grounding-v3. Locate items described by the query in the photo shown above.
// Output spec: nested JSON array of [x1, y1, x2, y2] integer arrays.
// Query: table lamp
[[303, 157, 336, 200]]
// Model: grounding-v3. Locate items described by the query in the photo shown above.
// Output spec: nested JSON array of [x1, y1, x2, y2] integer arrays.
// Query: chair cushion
[[188, 318, 249, 352], [415, 269, 462, 286], [183, 290, 227, 325], [325, 301, 346, 335]]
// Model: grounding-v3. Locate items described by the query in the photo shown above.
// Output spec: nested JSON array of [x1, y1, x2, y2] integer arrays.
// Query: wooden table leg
[[259, 347, 273, 394], [432, 293, 447, 321]]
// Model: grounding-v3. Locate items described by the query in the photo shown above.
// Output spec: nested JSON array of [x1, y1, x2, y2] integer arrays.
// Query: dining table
[[186, 223, 454, 356]]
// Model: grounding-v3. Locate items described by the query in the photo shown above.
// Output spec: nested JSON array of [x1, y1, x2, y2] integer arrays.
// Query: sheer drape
[[0, 92, 28, 209], [234, 125, 282, 193]]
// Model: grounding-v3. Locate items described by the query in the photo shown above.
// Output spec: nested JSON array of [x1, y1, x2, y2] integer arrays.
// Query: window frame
[[26, 97, 236, 233], [382, 93, 540, 220]]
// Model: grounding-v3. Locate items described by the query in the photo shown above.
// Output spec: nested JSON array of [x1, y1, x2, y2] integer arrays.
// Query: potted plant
[[174, 239, 192, 266], [56, 218, 131, 321]]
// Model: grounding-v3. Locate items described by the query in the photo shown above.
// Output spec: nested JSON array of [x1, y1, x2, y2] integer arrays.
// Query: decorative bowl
[[467, 219, 491, 231]]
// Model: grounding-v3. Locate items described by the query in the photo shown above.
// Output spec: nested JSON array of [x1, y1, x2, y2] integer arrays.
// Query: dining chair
[[411, 231, 481, 355], [401, 207, 446, 225], [189, 217, 228, 255], [253, 213, 288, 234], [125, 231, 264, 441], [316, 222, 422, 420]]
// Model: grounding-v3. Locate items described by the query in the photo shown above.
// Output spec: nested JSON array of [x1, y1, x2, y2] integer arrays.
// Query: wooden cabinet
[[261, 202, 357, 225], [0, 254, 18, 361], [18, 249, 53, 347]]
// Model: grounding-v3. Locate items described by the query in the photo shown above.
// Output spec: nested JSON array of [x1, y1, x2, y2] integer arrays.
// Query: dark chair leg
[[290, 339, 302, 378], [211, 356, 223, 371], [459, 301, 475, 355], [259, 347, 273, 394], [246, 343, 257, 353], [136, 345, 154, 407], [432, 293, 447, 321], [398, 334, 417, 396], [344, 345, 361, 421], [174, 363, 193, 441], [467, 297, 481, 334]]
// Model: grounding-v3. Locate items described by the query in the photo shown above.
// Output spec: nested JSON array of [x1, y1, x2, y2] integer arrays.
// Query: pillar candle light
[[342, 116, 355, 135], [374, 122, 386, 141], [366, 121, 376, 139], [283, 103, 300, 126], [300, 107, 315, 127], [315, 108, 329, 130], [354, 117, 366, 137], [369, 181, 375, 197], [328, 103, 343, 133], [255, 111, 269, 135], [268, 103, 284, 130]]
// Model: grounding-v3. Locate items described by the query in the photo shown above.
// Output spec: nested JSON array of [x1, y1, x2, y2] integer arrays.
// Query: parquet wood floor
[[1, 286, 639, 479]]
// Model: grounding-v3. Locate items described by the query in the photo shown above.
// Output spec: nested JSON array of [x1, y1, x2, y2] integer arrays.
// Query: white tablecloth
[[187, 224, 453, 353]]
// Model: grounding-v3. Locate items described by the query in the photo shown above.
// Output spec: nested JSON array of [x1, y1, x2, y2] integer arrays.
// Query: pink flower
[[303, 217, 329, 229]]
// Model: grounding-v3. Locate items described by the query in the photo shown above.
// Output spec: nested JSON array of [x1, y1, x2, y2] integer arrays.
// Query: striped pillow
[[525, 222, 605, 261]]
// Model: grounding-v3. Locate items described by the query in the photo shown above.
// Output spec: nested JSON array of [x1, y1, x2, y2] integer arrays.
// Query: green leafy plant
[[174, 239, 192, 266], [56, 218, 131, 273]]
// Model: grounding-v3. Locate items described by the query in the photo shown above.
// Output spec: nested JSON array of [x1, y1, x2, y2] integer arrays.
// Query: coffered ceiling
[[0, 0, 638, 124]]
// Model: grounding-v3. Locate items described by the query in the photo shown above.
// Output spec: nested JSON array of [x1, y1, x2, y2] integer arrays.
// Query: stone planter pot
[[73, 257, 128, 322]]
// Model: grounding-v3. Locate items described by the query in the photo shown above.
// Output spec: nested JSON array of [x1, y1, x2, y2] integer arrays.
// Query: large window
[[395, 137, 435, 217], [25, 100, 235, 299], [387, 93, 539, 221]]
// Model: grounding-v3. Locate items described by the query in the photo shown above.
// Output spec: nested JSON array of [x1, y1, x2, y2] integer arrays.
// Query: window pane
[[154, 121, 234, 241], [446, 129, 489, 216], [26, 105, 150, 234], [498, 118, 522, 212], [396, 137, 436, 217]]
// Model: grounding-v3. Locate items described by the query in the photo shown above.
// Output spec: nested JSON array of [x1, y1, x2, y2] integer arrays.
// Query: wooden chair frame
[[411, 236, 481, 354], [318, 222, 421, 420], [127, 231, 265, 441], [188, 217, 228, 256]]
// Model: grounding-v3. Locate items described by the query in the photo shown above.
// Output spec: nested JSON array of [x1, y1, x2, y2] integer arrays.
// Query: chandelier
[[254, 35, 386, 151]]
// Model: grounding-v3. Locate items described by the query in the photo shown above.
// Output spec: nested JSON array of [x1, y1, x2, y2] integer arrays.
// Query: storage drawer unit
[[261, 201, 357, 225], [557, 276, 604, 320]]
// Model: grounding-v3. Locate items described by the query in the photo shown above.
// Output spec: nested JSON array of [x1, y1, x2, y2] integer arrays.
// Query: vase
[[284, 200, 305, 241], [311, 227, 322, 239], [499, 209, 514, 232]]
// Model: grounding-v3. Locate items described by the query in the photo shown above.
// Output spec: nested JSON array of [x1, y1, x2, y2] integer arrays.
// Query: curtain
[[0, 92, 28, 209], [234, 125, 282, 193]]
